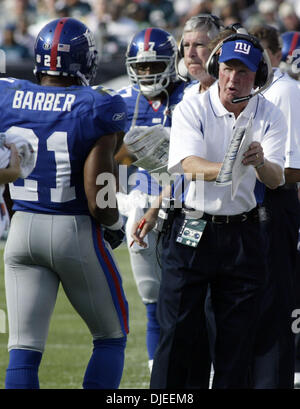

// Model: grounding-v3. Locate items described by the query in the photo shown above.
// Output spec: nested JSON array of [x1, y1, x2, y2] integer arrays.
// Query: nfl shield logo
[[43, 42, 51, 50]]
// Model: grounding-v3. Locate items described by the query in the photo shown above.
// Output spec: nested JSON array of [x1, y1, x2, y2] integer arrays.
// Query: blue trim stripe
[[91, 221, 129, 335]]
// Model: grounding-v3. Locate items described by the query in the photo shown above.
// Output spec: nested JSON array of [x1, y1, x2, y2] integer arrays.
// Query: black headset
[[206, 33, 270, 88]]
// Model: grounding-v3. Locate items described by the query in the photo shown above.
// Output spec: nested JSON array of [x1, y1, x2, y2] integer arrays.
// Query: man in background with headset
[[149, 31, 287, 388], [176, 14, 224, 93], [118, 26, 188, 375]]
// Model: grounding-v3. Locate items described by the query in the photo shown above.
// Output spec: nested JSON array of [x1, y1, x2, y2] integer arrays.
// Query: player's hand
[[242, 141, 264, 168], [104, 227, 125, 249], [6, 143, 21, 179]]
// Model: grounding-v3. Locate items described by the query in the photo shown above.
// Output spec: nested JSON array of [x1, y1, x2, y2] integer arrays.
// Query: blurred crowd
[[1, 0, 300, 65]]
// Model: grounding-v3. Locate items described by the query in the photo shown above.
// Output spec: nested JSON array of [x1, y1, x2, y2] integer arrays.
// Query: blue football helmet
[[34, 17, 98, 85], [126, 27, 178, 97], [281, 31, 300, 79]]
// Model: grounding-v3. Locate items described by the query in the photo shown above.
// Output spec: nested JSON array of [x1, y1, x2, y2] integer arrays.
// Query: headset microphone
[[232, 95, 252, 103]]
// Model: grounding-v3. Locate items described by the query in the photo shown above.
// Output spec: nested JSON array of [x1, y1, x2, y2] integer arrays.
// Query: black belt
[[181, 206, 261, 224], [276, 183, 297, 191]]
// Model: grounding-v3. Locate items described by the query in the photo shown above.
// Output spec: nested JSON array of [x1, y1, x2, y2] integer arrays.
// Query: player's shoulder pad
[[92, 84, 118, 97], [118, 84, 131, 93], [118, 85, 133, 98], [0, 77, 18, 85]]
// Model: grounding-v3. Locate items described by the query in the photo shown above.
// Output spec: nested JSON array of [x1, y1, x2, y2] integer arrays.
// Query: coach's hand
[[242, 141, 283, 189], [242, 141, 264, 168]]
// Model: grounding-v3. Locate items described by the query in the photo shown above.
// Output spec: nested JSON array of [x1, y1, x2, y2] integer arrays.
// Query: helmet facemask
[[126, 28, 178, 97], [127, 58, 174, 97]]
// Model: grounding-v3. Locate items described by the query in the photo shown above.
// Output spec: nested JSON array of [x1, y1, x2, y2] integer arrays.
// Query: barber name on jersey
[[12, 90, 76, 112]]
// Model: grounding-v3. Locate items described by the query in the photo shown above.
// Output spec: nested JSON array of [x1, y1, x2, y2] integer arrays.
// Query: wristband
[[102, 213, 123, 231]]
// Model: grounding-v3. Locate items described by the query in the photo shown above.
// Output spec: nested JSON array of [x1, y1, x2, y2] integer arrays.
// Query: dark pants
[[295, 245, 300, 373], [150, 213, 268, 389], [250, 187, 300, 388]]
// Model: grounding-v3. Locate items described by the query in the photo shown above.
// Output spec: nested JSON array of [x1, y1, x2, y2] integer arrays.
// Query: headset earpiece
[[206, 52, 220, 79], [176, 36, 189, 81], [178, 36, 184, 60], [254, 58, 269, 87]]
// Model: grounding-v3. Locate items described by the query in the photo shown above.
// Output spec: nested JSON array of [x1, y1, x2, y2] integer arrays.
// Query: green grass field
[[0, 244, 151, 389]]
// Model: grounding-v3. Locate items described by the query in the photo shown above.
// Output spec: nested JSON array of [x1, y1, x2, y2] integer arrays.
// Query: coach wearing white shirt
[[150, 34, 287, 389]]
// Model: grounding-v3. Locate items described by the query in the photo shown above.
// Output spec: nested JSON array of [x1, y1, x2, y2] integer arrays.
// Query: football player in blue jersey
[[280, 31, 300, 81], [127, 16, 224, 387], [1, 17, 129, 389], [117, 27, 187, 373]]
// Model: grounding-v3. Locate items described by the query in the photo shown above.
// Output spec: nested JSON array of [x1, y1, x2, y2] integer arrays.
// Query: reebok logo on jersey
[[112, 112, 126, 121]]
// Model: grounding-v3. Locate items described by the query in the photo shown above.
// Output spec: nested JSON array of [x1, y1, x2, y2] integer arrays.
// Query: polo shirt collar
[[271, 67, 285, 84]]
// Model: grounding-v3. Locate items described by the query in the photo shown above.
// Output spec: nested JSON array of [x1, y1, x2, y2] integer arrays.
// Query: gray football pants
[[125, 206, 162, 304], [4, 211, 128, 353]]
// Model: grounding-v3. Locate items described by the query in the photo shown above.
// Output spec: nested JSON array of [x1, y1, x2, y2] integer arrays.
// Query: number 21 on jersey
[[8, 126, 75, 203]]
